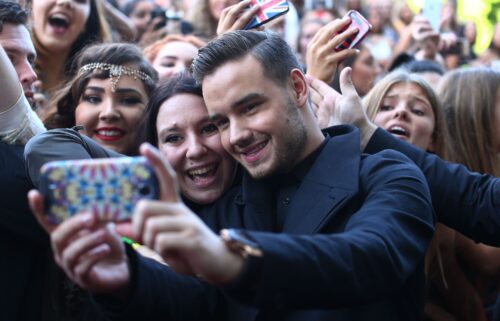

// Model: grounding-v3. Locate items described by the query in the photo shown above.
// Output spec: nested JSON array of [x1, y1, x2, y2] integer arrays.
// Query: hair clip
[[79, 63, 154, 92]]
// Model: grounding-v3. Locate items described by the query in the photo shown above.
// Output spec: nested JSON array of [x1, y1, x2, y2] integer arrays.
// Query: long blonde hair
[[363, 69, 447, 157], [185, 0, 217, 41], [439, 68, 500, 176]]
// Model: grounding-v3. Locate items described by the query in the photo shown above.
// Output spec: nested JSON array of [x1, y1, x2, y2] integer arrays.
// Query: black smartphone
[[150, 7, 167, 30]]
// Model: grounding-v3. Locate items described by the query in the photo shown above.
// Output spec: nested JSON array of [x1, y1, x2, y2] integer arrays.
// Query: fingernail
[[354, 49, 360, 53], [80, 213, 93, 225], [106, 222, 116, 233]]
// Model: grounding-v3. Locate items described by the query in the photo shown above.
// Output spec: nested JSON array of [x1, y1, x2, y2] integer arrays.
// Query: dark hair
[[44, 42, 158, 129], [191, 30, 302, 87], [0, 1, 28, 32], [140, 72, 202, 147], [403, 60, 445, 75]]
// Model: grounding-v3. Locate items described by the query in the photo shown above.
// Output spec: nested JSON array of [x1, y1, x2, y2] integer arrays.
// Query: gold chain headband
[[79, 63, 154, 92]]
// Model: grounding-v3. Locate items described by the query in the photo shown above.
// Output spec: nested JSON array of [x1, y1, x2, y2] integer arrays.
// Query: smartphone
[[423, 0, 441, 32], [40, 157, 159, 225], [150, 7, 167, 30], [244, 0, 290, 30], [335, 10, 372, 51]]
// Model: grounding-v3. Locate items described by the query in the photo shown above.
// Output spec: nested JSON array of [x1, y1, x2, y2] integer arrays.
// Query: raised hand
[[305, 17, 360, 84], [308, 67, 377, 149], [28, 190, 131, 294], [133, 143, 244, 283], [216, 0, 260, 36]]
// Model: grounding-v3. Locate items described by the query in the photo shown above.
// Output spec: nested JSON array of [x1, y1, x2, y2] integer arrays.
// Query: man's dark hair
[[0, 1, 28, 32], [191, 30, 302, 87]]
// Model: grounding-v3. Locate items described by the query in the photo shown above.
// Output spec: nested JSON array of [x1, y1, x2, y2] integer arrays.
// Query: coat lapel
[[282, 126, 361, 234]]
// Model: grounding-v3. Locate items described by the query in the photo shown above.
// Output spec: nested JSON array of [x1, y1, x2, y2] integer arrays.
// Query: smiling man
[[43, 30, 435, 321]]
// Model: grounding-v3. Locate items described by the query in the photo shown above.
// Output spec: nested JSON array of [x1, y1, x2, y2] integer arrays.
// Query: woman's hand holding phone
[[216, 0, 261, 36], [306, 17, 360, 84]]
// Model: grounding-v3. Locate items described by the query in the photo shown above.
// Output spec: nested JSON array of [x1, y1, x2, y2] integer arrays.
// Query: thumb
[[140, 143, 181, 203], [339, 67, 359, 97]]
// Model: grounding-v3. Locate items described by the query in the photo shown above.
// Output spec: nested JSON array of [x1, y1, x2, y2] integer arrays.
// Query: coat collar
[[239, 125, 361, 233]]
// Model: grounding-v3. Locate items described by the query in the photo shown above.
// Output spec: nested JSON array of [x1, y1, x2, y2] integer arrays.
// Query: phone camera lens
[[138, 184, 151, 196]]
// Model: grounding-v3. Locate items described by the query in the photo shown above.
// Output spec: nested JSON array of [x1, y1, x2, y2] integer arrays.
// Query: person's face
[[129, 1, 155, 36], [373, 82, 436, 151], [75, 73, 148, 154], [464, 21, 476, 45], [156, 94, 235, 204], [208, 0, 237, 21], [202, 55, 308, 179], [299, 21, 323, 55], [493, 23, 500, 48], [351, 47, 381, 97], [0, 23, 37, 104], [152, 41, 198, 80], [32, 0, 90, 53]]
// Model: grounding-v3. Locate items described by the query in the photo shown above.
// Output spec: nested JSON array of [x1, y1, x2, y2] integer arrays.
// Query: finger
[[329, 27, 359, 50], [132, 199, 183, 242], [310, 17, 351, 48], [142, 214, 186, 249], [51, 213, 96, 263], [339, 67, 359, 97], [61, 227, 108, 273], [140, 142, 180, 202], [27, 189, 48, 227], [307, 75, 339, 98], [326, 48, 359, 64], [73, 243, 111, 286], [234, 3, 260, 30]]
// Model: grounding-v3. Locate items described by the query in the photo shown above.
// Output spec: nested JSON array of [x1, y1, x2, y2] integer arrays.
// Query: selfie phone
[[335, 10, 372, 51], [244, 0, 290, 30], [40, 157, 159, 225], [423, 0, 441, 32]]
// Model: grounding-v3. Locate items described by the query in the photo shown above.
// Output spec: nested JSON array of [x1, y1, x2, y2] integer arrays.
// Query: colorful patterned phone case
[[40, 157, 159, 224]]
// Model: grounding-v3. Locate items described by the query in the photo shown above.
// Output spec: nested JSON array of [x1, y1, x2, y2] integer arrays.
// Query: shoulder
[[359, 149, 429, 192]]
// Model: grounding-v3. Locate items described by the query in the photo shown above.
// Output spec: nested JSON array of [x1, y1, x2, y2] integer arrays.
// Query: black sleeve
[[365, 128, 500, 245]]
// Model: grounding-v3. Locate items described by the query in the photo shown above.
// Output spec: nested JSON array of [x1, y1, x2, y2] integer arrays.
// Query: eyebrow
[[158, 125, 179, 138], [384, 93, 431, 107], [85, 86, 145, 97], [209, 93, 263, 121]]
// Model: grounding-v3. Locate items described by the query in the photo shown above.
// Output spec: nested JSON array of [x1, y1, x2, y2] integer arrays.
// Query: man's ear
[[289, 69, 309, 108]]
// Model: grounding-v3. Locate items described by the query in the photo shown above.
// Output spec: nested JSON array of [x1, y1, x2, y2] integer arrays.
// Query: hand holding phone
[[40, 157, 159, 224], [334, 10, 372, 51], [244, 0, 289, 30]]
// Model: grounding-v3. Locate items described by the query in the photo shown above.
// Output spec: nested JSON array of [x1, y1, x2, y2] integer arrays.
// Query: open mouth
[[48, 14, 70, 33], [387, 125, 409, 138], [187, 164, 218, 183]]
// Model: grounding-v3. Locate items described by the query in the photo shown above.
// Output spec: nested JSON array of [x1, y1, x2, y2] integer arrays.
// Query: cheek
[[161, 146, 184, 172], [372, 112, 389, 127], [75, 5, 91, 30]]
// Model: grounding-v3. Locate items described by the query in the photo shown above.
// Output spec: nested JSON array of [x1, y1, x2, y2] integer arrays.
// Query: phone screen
[[423, 0, 441, 31]]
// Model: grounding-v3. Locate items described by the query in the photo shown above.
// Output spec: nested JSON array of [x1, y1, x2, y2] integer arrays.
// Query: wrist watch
[[220, 229, 263, 258]]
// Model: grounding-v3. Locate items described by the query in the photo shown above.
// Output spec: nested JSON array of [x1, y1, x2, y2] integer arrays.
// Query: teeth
[[188, 165, 216, 177], [389, 126, 407, 135], [97, 130, 122, 137], [51, 13, 68, 22]]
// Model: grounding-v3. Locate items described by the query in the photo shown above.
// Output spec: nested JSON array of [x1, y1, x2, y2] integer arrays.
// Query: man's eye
[[216, 118, 229, 129], [201, 124, 218, 135], [379, 105, 392, 111]]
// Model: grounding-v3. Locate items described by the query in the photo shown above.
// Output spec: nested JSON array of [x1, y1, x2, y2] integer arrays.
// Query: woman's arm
[[0, 45, 46, 144]]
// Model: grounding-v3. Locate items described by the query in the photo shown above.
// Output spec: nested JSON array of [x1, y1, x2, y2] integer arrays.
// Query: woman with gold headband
[[41, 42, 157, 156]]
